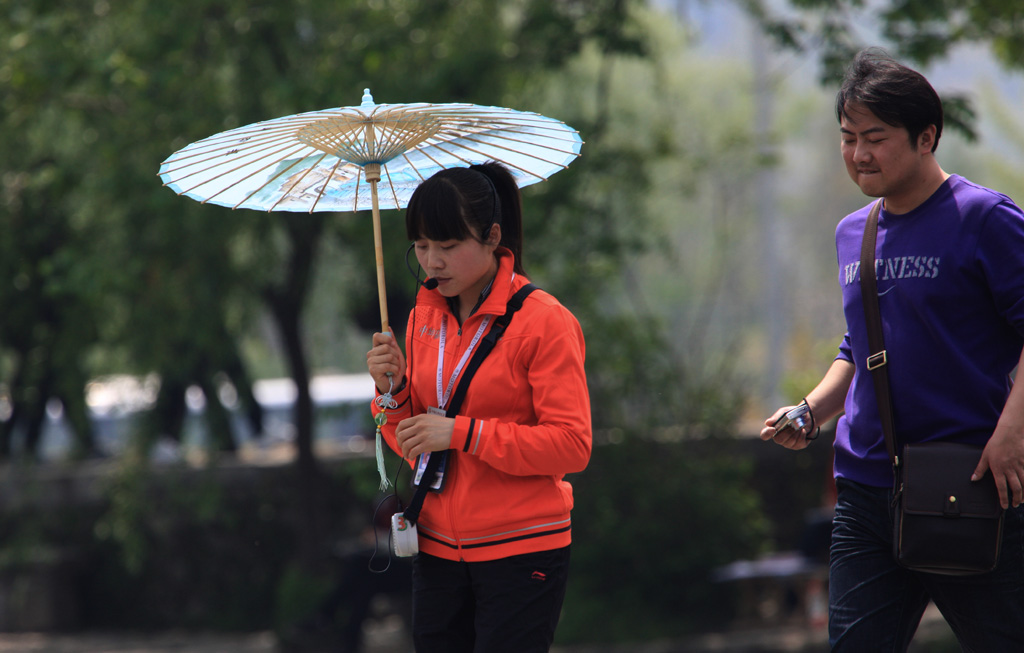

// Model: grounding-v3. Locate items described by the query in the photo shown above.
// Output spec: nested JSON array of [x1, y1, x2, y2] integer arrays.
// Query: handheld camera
[[773, 403, 811, 434]]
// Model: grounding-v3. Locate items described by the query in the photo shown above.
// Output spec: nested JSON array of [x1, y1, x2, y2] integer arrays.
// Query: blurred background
[[1, 0, 1022, 650]]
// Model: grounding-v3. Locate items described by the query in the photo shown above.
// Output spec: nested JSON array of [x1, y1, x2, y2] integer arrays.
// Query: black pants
[[411, 546, 570, 653]]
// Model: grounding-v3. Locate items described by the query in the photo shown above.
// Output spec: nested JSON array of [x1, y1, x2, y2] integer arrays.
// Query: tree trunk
[[262, 214, 326, 569]]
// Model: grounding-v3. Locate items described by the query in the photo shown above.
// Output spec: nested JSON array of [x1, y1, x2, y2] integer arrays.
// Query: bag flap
[[901, 443, 1003, 519]]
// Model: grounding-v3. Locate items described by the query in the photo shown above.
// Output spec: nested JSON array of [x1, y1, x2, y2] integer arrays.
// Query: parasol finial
[[361, 88, 375, 108]]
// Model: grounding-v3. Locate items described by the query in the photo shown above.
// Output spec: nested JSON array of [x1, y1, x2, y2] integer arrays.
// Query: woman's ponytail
[[472, 162, 524, 275]]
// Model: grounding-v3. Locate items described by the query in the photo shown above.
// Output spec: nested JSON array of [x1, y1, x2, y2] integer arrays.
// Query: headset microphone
[[422, 278, 439, 290]]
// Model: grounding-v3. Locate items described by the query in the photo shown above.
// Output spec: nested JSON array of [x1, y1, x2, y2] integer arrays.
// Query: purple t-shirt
[[833, 175, 1024, 487]]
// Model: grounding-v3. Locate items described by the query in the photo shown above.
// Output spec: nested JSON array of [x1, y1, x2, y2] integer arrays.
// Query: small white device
[[391, 512, 419, 557]]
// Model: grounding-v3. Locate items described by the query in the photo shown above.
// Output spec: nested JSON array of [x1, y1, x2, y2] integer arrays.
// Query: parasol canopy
[[158, 89, 583, 332]]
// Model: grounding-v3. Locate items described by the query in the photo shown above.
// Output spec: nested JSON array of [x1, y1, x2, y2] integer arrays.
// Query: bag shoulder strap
[[403, 283, 538, 524], [443, 283, 537, 419], [859, 200, 899, 465]]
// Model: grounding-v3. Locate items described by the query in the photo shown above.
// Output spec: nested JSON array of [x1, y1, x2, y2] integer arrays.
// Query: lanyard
[[436, 315, 492, 410]]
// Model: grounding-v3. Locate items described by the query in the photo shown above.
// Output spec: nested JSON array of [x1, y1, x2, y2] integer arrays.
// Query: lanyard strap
[[436, 316, 492, 410]]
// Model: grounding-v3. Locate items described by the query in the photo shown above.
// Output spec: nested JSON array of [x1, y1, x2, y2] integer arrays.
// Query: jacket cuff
[[452, 414, 483, 455]]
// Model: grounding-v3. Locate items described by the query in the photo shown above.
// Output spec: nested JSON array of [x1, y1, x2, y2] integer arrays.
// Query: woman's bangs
[[405, 182, 471, 242]]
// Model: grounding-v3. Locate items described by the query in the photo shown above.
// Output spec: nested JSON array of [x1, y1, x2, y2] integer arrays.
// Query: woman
[[366, 162, 592, 652]]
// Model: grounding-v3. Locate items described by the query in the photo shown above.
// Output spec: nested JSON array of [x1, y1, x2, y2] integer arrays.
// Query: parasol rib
[[425, 141, 543, 181], [167, 138, 311, 188], [307, 156, 348, 214], [381, 164, 401, 209], [161, 133, 310, 179], [175, 142, 316, 203], [164, 119, 331, 165]]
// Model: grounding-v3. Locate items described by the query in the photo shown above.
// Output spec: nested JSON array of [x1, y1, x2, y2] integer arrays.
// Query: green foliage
[[879, 0, 1024, 70], [93, 455, 153, 575], [557, 436, 772, 643], [513, 10, 766, 431], [86, 458, 308, 630], [0, 482, 93, 574], [743, 0, 1024, 80], [742, 0, 1024, 141], [273, 561, 335, 634], [94, 451, 237, 575]]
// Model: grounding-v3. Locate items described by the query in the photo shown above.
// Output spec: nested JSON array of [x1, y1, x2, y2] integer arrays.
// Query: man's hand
[[760, 406, 813, 450], [974, 425, 1024, 509]]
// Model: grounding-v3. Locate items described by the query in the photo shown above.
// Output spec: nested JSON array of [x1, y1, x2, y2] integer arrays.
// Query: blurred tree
[[519, 7, 758, 432], [0, 1, 792, 639], [0, 0, 655, 566], [519, 10, 779, 640], [0, 4, 115, 460], [0, 163, 101, 459], [740, 0, 1024, 79], [740, 0, 1024, 141]]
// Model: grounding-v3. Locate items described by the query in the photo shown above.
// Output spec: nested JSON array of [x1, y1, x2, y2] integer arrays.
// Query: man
[[761, 49, 1024, 651]]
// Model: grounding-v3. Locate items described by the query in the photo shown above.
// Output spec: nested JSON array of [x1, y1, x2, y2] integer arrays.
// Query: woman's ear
[[485, 223, 502, 246]]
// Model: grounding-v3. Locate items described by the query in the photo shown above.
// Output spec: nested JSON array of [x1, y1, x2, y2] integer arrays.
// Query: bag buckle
[[944, 494, 961, 517], [867, 350, 888, 370]]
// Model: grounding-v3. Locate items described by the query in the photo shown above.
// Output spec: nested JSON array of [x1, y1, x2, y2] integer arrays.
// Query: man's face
[[840, 103, 932, 203]]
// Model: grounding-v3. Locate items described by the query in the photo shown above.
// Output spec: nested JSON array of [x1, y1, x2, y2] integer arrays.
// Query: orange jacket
[[373, 249, 592, 562]]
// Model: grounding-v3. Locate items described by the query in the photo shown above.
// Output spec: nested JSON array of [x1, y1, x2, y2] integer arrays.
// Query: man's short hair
[[836, 48, 944, 152]]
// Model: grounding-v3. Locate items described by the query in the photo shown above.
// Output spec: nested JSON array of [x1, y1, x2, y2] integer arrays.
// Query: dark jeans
[[830, 478, 1024, 652], [411, 547, 570, 653]]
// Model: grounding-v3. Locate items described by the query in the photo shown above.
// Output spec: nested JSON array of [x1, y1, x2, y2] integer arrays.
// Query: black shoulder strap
[[859, 201, 899, 467], [443, 283, 537, 419], [403, 283, 538, 524]]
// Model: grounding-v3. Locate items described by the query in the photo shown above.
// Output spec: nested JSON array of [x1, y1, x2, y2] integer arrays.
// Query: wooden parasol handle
[[365, 164, 390, 334]]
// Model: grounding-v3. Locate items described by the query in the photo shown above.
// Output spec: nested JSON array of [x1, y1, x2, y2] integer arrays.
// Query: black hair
[[836, 48, 943, 153], [404, 161, 525, 275]]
